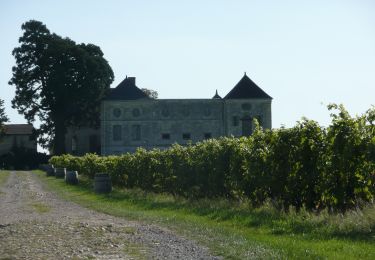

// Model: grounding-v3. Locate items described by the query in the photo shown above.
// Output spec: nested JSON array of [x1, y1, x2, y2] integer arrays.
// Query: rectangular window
[[162, 133, 170, 140], [131, 125, 141, 141], [204, 133, 212, 139], [233, 116, 239, 126], [182, 133, 191, 140], [113, 125, 122, 141]]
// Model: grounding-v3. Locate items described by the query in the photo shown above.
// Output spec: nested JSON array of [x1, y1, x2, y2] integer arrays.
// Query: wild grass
[[30, 202, 51, 213], [0, 170, 10, 182], [35, 170, 375, 259], [0, 170, 10, 190]]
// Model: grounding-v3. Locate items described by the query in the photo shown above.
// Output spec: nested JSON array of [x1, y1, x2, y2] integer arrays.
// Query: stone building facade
[[64, 127, 101, 155], [100, 74, 272, 155], [65, 74, 272, 155]]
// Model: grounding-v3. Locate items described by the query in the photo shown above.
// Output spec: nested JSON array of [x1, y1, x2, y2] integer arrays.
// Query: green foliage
[[9, 20, 114, 154], [0, 146, 49, 170], [0, 99, 9, 139], [321, 104, 375, 209], [50, 105, 375, 211]]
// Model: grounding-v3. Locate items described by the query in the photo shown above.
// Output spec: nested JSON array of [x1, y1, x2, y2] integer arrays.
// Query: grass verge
[[0, 170, 10, 191], [34, 170, 375, 259]]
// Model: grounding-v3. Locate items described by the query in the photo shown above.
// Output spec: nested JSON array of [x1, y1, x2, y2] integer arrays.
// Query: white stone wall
[[101, 98, 272, 155]]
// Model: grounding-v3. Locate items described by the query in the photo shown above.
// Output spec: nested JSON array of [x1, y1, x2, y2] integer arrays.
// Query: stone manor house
[[65, 74, 272, 155]]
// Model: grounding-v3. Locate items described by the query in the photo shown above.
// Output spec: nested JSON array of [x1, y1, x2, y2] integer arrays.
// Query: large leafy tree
[[0, 99, 9, 139], [9, 20, 114, 155]]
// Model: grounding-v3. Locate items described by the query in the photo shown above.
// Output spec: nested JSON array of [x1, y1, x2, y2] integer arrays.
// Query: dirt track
[[0, 171, 219, 259]]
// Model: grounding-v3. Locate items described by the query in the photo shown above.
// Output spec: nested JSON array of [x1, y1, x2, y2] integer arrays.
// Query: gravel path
[[0, 171, 220, 259]]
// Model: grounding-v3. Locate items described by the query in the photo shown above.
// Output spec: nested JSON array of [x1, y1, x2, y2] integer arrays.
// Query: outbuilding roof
[[4, 124, 34, 135], [224, 73, 272, 99], [106, 77, 150, 100]]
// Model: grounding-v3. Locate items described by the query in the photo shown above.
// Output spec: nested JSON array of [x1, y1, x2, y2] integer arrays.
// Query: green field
[[34, 170, 375, 259]]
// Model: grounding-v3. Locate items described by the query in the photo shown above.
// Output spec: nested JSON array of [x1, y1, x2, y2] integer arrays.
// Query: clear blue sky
[[1, 0, 374, 129]]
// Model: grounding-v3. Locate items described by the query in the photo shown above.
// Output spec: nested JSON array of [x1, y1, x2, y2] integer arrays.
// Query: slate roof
[[224, 74, 272, 99], [4, 124, 34, 135], [106, 77, 150, 100]]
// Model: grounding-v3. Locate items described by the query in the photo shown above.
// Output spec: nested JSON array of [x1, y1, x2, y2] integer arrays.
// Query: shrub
[[49, 105, 375, 211]]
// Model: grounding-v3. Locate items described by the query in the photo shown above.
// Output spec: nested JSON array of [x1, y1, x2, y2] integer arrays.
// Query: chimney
[[127, 77, 136, 85]]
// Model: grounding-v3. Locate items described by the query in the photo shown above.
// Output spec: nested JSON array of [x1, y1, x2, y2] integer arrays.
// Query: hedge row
[[50, 105, 375, 210]]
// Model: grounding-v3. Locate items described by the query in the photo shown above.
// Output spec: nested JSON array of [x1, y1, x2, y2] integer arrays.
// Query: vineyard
[[50, 104, 375, 211]]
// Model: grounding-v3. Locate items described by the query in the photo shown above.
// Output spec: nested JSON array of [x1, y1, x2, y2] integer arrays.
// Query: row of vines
[[50, 105, 375, 210]]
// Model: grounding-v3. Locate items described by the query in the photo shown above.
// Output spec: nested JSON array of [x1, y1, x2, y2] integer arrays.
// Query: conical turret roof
[[224, 73, 272, 99]]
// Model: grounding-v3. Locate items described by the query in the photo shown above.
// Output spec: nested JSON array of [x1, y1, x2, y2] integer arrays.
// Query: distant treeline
[[50, 104, 375, 211]]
